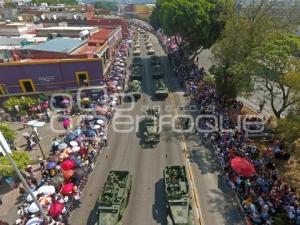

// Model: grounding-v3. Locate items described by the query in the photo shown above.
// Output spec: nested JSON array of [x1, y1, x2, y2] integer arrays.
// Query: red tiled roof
[[90, 28, 113, 41]]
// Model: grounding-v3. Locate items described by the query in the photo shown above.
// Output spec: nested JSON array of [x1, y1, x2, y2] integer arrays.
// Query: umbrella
[[26, 191, 39, 202], [38, 196, 52, 206], [62, 99, 69, 104], [84, 129, 96, 137], [61, 160, 75, 170], [28, 202, 40, 213], [93, 125, 100, 130], [230, 157, 256, 177], [49, 201, 64, 217], [70, 141, 78, 147], [58, 142, 68, 151], [74, 129, 82, 136], [38, 185, 56, 195], [65, 133, 77, 143], [63, 170, 75, 179], [25, 217, 42, 225], [61, 183, 74, 195], [72, 146, 80, 152], [47, 161, 57, 170], [49, 175, 64, 188], [96, 119, 104, 125]]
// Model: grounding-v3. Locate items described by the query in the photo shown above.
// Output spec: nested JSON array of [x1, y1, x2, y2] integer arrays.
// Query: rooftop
[[36, 26, 96, 31], [22, 37, 87, 53]]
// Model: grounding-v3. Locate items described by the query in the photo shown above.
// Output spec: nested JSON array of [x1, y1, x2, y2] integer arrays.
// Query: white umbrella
[[26, 191, 39, 202], [58, 143, 67, 150], [97, 119, 104, 125], [111, 100, 117, 106], [38, 185, 56, 195], [93, 125, 100, 130], [28, 202, 40, 213], [25, 217, 42, 225], [70, 141, 78, 147], [72, 146, 80, 152]]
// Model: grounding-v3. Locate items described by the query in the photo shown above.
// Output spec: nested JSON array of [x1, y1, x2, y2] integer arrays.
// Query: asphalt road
[[69, 33, 245, 225]]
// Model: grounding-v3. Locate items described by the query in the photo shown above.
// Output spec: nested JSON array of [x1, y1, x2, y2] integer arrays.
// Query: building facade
[[0, 58, 103, 96]]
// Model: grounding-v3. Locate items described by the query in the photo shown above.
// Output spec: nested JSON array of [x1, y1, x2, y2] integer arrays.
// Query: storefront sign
[[38, 76, 56, 82]]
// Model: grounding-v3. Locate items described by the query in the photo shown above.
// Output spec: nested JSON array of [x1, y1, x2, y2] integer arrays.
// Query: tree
[[277, 104, 300, 145], [0, 151, 31, 176], [93, 2, 118, 12], [151, 0, 226, 63], [0, 123, 16, 143], [234, 32, 300, 118], [211, 0, 281, 97]]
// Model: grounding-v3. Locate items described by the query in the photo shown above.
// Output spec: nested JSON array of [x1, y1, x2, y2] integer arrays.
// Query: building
[[0, 58, 104, 96], [0, 22, 42, 36], [35, 26, 98, 38]]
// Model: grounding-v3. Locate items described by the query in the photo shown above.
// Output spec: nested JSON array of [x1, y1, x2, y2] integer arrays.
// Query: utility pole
[[0, 131, 48, 222]]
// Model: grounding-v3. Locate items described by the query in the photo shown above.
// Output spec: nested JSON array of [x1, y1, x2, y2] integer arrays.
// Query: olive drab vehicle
[[163, 166, 195, 225], [95, 171, 132, 225], [130, 64, 142, 80], [142, 107, 160, 147], [150, 56, 160, 65], [154, 79, 168, 98], [126, 80, 141, 101], [152, 64, 163, 79], [132, 57, 142, 66]]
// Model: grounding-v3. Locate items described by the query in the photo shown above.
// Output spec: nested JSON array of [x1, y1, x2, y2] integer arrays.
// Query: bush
[[0, 123, 16, 142], [0, 151, 31, 176]]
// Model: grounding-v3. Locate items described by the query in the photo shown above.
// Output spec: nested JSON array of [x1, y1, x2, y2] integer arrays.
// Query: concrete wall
[[0, 59, 103, 95]]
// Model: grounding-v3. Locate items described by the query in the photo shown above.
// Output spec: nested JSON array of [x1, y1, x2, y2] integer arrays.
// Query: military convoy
[[154, 79, 168, 98], [125, 80, 142, 101], [150, 56, 160, 65], [95, 170, 132, 225], [152, 64, 163, 79], [142, 107, 160, 147], [163, 166, 195, 225]]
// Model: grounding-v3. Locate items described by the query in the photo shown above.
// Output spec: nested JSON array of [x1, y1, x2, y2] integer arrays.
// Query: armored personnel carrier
[[132, 57, 142, 66], [152, 64, 163, 79], [163, 166, 194, 225], [154, 79, 168, 98], [142, 107, 160, 147], [125, 80, 142, 101], [150, 56, 160, 65], [131, 65, 142, 80], [96, 170, 132, 225], [147, 48, 155, 55]]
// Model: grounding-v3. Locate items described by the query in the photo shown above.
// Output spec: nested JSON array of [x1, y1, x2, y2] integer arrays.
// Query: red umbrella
[[231, 157, 256, 177], [62, 170, 74, 179], [49, 201, 64, 217], [61, 183, 74, 195], [60, 160, 75, 170]]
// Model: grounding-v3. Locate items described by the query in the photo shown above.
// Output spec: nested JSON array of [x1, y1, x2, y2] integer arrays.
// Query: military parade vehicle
[[132, 57, 142, 66], [133, 48, 141, 56], [150, 56, 160, 65], [125, 80, 142, 101], [147, 48, 155, 55], [131, 65, 142, 80], [152, 64, 163, 79], [95, 170, 132, 225], [163, 166, 195, 225], [146, 43, 153, 49], [142, 107, 160, 147], [154, 79, 168, 98]]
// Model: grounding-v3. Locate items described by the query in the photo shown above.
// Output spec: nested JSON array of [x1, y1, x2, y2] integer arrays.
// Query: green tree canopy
[[0, 123, 16, 143], [151, 0, 227, 62], [0, 151, 31, 176], [93, 1, 118, 12], [233, 32, 300, 118]]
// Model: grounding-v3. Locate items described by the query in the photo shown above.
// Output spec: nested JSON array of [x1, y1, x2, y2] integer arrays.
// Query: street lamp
[[0, 131, 48, 222]]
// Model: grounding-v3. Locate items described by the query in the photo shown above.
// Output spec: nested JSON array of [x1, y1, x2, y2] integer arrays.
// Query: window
[[19, 79, 36, 93], [0, 84, 7, 95], [75, 71, 90, 86]]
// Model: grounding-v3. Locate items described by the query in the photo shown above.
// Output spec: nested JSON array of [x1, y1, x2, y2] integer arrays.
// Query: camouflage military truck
[[142, 107, 160, 147], [131, 65, 142, 80], [154, 79, 168, 98], [147, 48, 155, 55], [150, 56, 160, 65], [125, 80, 142, 101], [163, 166, 194, 225], [95, 171, 132, 225], [152, 64, 163, 79], [132, 57, 142, 66]]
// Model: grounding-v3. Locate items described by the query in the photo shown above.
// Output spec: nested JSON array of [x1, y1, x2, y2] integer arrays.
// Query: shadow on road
[[206, 174, 245, 225], [152, 178, 167, 225]]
